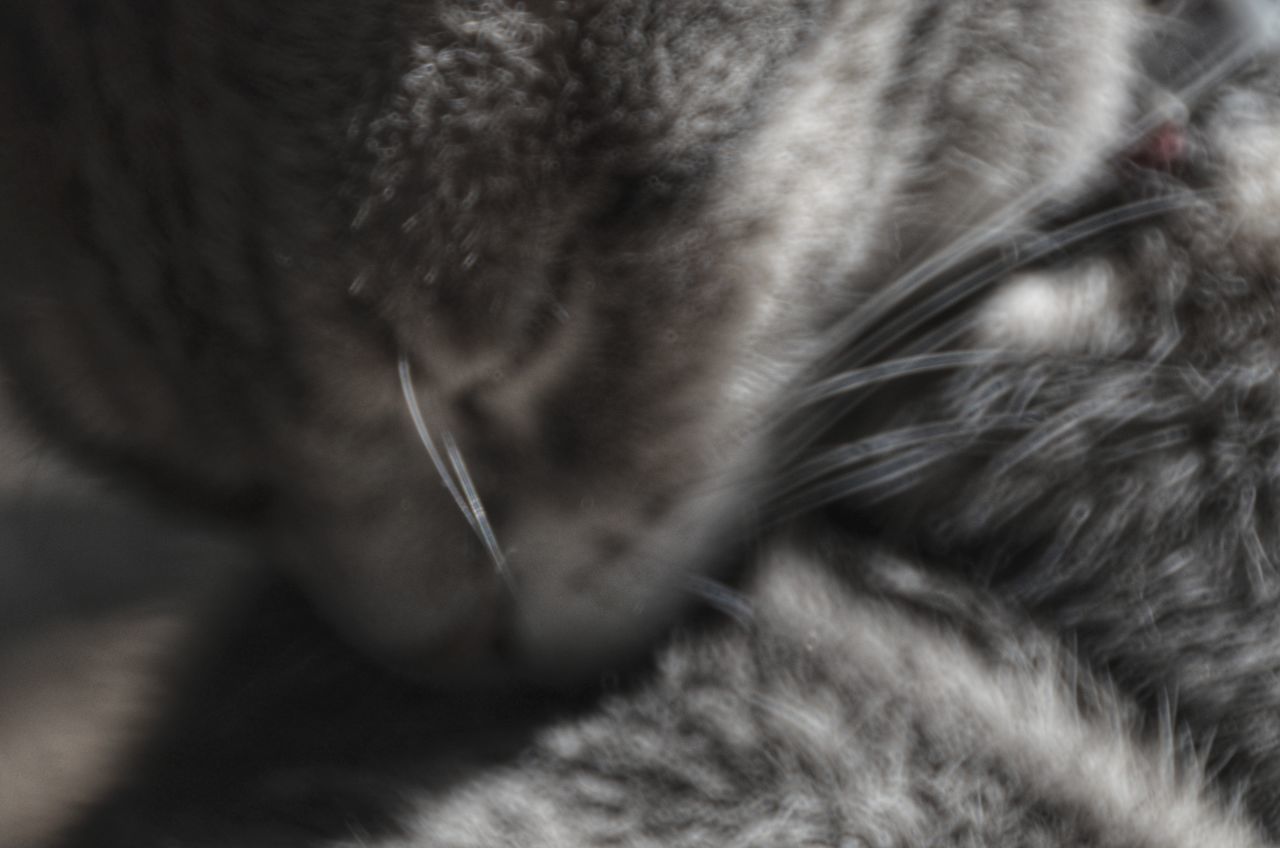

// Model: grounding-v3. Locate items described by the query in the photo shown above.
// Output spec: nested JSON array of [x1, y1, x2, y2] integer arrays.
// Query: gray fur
[[814, 57, 1280, 831], [0, 0, 1175, 674], [6, 1, 1280, 847], [338, 535, 1269, 848]]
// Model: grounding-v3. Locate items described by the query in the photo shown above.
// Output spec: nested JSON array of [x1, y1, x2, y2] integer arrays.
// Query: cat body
[[49, 530, 1270, 848], [352, 538, 1266, 848]]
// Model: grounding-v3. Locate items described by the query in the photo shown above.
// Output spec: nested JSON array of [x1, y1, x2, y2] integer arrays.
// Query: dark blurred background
[[0, 384, 255, 846]]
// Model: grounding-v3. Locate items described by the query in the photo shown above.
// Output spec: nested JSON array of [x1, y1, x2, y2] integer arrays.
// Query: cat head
[[0, 0, 1270, 680]]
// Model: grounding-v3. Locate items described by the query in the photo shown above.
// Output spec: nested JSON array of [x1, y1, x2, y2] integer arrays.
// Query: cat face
[[0, 0, 1266, 678]]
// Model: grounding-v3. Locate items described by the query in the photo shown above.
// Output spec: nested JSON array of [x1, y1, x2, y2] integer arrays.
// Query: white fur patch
[[976, 260, 1130, 355], [1212, 90, 1280, 248]]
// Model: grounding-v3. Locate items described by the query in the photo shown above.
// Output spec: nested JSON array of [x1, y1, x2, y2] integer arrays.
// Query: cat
[[2, 0, 1253, 675], [7, 0, 1280, 846]]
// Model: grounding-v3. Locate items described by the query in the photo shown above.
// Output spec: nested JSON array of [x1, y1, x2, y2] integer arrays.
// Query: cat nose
[[1126, 118, 1189, 170], [1121, 86, 1190, 171]]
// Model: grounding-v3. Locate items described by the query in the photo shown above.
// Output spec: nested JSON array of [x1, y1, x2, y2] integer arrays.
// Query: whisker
[[398, 355, 473, 529], [398, 353, 511, 583], [682, 574, 755, 628], [796, 350, 1010, 408], [826, 194, 1202, 372], [992, 369, 1197, 475], [443, 430, 513, 589], [766, 193, 1204, 476], [774, 343, 1239, 515], [772, 417, 1018, 505], [754, 12, 1270, 524], [778, 445, 958, 516], [1172, 31, 1278, 107]]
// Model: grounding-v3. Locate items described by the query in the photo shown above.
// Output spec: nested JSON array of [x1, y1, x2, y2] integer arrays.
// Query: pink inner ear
[[1127, 120, 1187, 170]]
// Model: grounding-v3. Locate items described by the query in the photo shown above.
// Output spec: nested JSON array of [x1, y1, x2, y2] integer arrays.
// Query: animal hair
[[6, 2, 1280, 847]]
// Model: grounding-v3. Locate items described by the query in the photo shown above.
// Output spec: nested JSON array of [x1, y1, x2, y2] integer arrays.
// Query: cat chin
[[269, 424, 767, 685], [502, 475, 757, 681]]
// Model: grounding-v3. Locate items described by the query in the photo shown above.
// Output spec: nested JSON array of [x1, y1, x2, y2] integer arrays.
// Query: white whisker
[[682, 574, 755, 628], [828, 194, 1200, 372], [442, 430, 512, 589], [797, 351, 1008, 408], [771, 417, 1016, 509], [781, 446, 957, 515], [766, 191, 1203, 474], [398, 353, 511, 583]]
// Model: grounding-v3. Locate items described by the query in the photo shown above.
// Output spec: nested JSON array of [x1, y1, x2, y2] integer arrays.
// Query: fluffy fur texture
[[373, 540, 1266, 848], [7, 1, 1280, 847], [54, 533, 1272, 848], [827, 59, 1280, 831]]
